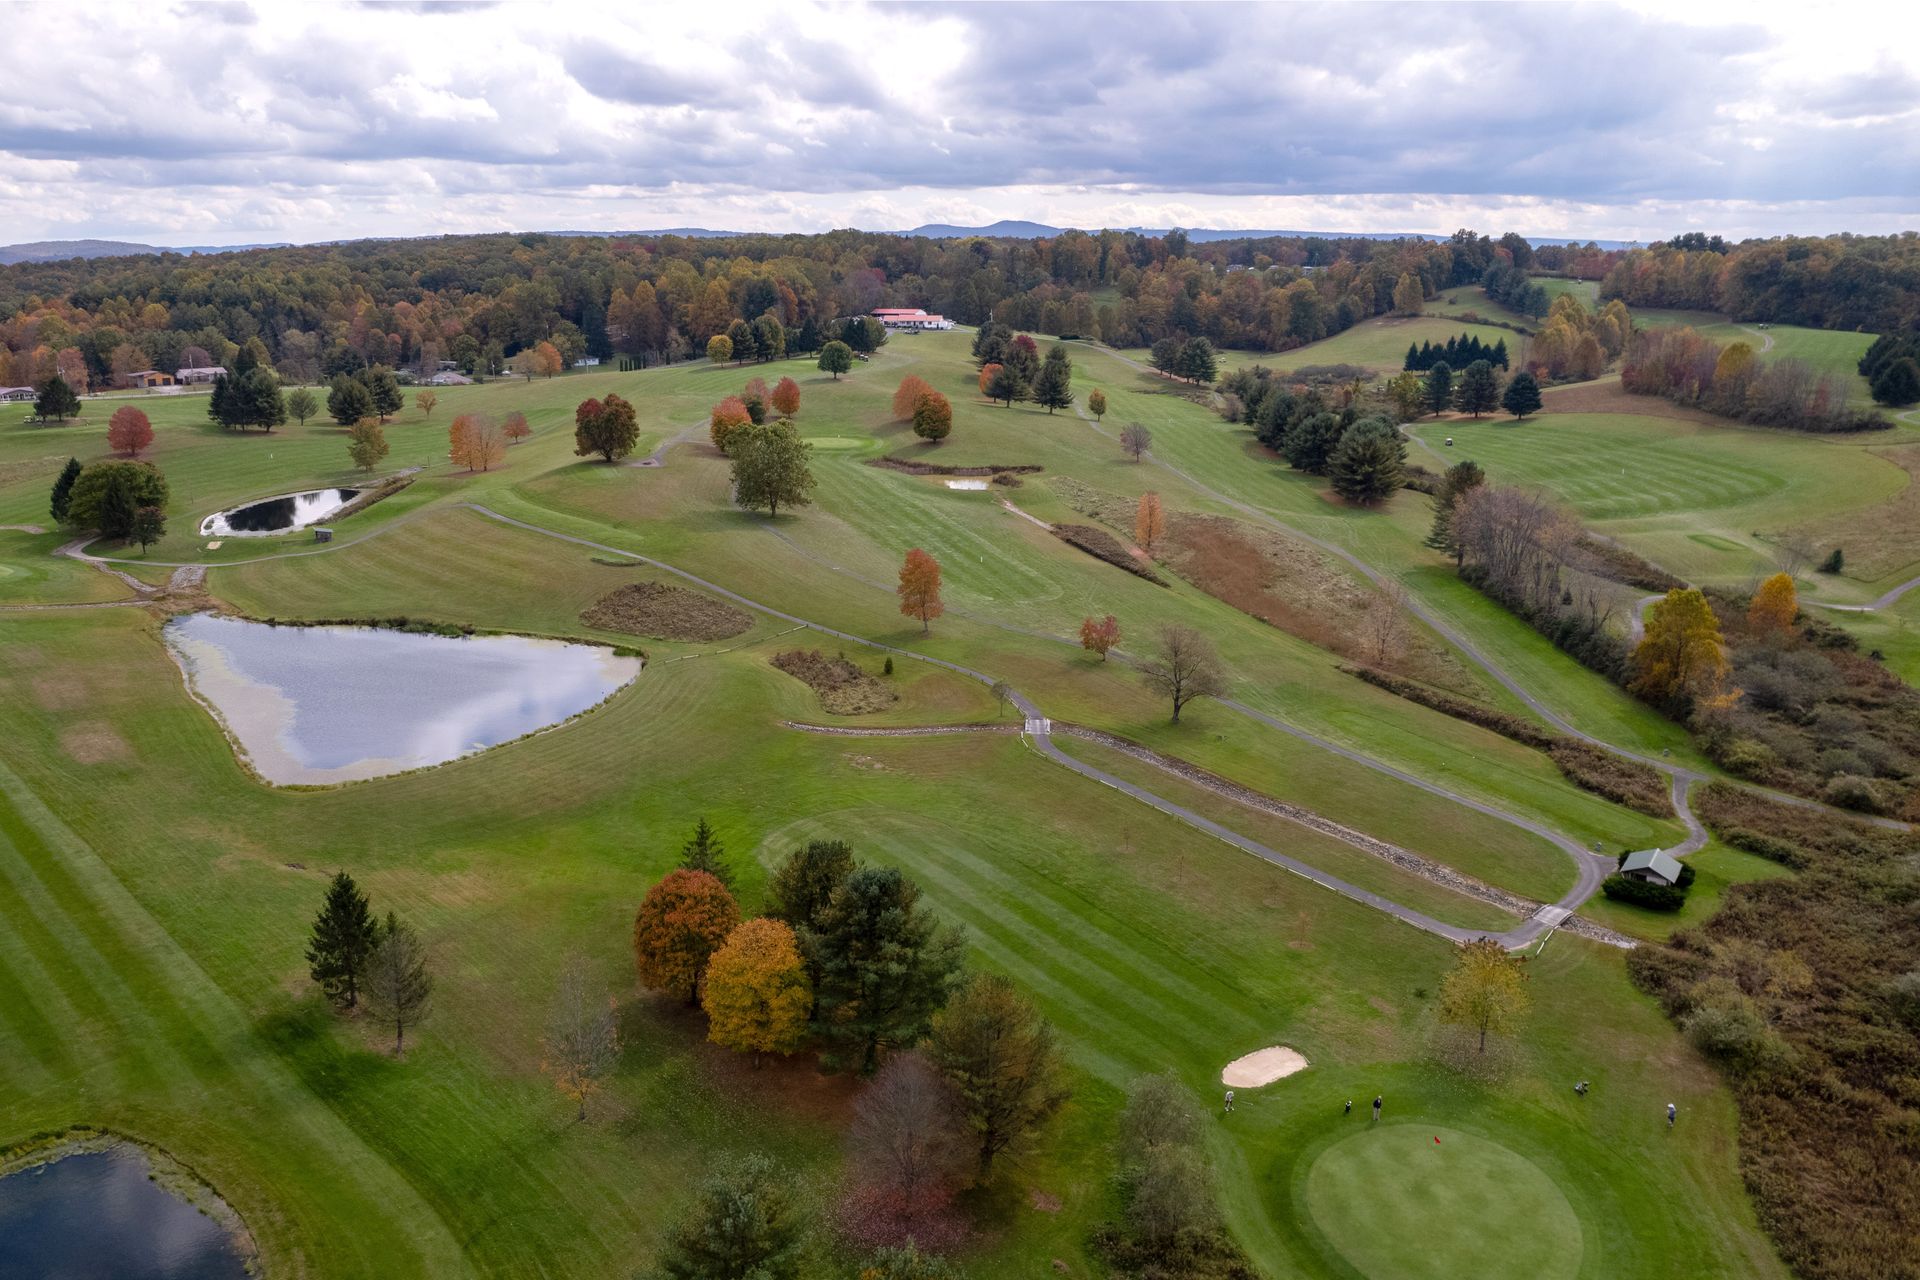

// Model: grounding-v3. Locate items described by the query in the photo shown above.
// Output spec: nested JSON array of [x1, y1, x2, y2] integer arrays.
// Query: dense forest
[[1599, 233, 1920, 331], [5, 227, 1916, 393], [0, 228, 1613, 391]]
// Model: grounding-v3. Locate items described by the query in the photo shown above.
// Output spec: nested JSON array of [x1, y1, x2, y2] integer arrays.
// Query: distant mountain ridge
[[0, 238, 290, 265]]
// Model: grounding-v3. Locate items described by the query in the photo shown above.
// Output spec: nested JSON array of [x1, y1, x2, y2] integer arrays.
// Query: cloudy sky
[[3, 0, 1916, 246]]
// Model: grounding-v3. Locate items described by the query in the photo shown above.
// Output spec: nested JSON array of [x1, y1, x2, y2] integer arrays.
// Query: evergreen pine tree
[[49, 457, 82, 523], [1426, 361, 1454, 416], [1454, 359, 1500, 417], [1493, 337, 1510, 368], [1870, 356, 1920, 407], [1177, 337, 1218, 384], [35, 375, 81, 422], [306, 870, 379, 1010], [1424, 459, 1486, 559], [807, 866, 965, 1074], [679, 817, 731, 887], [1032, 346, 1075, 413], [1501, 370, 1543, 419], [654, 1154, 804, 1280], [1327, 418, 1407, 506], [1405, 342, 1420, 371]]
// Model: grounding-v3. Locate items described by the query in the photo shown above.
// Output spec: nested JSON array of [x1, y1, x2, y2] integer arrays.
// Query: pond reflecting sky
[[166, 614, 641, 785], [0, 1147, 250, 1280]]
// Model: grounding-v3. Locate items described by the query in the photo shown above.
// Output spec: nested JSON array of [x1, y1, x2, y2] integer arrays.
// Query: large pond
[[200, 487, 358, 537], [166, 613, 642, 785], [0, 1145, 250, 1279]]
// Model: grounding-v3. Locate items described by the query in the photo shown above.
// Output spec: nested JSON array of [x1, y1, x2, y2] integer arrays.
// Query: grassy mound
[[581, 581, 752, 642], [770, 648, 897, 714]]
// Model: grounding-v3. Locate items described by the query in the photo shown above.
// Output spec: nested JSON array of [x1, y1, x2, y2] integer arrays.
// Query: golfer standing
[[1372, 1095, 1382, 1121], [1667, 1102, 1676, 1128], [1224, 1090, 1235, 1113]]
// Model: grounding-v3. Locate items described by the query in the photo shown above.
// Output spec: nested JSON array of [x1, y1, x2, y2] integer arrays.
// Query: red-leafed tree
[[633, 869, 740, 1004], [1079, 614, 1120, 660], [107, 406, 154, 457], [892, 375, 935, 421], [897, 548, 944, 634], [770, 376, 801, 419], [711, 395, 753, 452]]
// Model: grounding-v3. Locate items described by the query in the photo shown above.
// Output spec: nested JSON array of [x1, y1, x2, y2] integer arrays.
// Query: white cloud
[[0, 0, 1913, 245]]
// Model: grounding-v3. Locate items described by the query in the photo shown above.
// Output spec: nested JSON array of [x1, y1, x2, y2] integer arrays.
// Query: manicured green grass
[[0, 329, 1805, 1279], [1302, 1125, 1582, 1280], [1400, 409, 1908, 587]]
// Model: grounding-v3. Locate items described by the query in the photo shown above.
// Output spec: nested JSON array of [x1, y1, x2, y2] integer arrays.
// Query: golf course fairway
[[1304, 1125, 1582, 1280]]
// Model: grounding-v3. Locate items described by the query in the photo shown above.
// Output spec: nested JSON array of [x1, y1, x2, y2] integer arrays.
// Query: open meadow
[[2, 320, 1888, 1279]]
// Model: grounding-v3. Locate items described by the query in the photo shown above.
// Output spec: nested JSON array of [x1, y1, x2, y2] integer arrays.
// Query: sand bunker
[[1222, 1045, 1309, 1088]]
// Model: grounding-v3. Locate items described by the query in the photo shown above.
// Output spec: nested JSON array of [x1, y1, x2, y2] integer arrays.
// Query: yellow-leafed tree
[[1748, 572, 1798, 636], [1438, 939, 1531, 1054], [1631, 587, 1729, 708], [702, 918, 811, 1065]]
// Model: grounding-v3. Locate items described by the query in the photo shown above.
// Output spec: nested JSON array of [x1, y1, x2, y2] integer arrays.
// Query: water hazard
[[200, 487, 358, 537], [0, 1145, 250, 1279], [165, 613, 642, 785]]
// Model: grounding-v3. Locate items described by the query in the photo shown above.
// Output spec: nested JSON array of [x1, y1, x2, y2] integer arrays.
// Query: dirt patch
[[582, 581, 752, 642], [1051, 524, 1168, 585], [1029, 1189, 1063, 1213], [32, 674, 89, 711], [1222, 1045, 1309, 1087], [771, 649, 898, 715], [61, 722, 132, 764]]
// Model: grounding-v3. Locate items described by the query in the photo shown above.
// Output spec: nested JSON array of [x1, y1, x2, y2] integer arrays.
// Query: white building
[[872, 308, 955, 332]]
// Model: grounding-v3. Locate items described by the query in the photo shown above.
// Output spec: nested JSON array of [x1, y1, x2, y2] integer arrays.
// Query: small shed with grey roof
[[1620, 848, 1684, 887]]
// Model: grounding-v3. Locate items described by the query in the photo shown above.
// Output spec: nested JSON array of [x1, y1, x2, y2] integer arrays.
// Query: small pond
[[0, 1145, 250, 1279], [166, 613, 642, 785], [200, 487, 358, 537], [943, 478, 990, 490]]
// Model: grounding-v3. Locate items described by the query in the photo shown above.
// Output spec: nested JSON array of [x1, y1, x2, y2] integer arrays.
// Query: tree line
[[1622, 327, 1885, 432], [0, 226, 1659, 395], [1858, 329, 1920, 407], [1599, 233, 1920, 331], [1403, 333, 1508, 372]]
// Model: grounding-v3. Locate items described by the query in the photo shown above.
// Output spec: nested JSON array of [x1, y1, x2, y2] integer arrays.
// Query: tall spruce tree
[[306, 870, 379, 1010], [1031, 345, 1075, 413], [1454, 359, 1500, 417], [1424, 459, 1486, 559], [766, 839, 855, 932], [1501, 369, 1543, 419], [35, 375, 80, 422], [678, 817, 732, 887], [327, 374, 374, 425], [1426, 361, 1454, 416], [1327, 418, 1407, 506], [807, 866, 965, 1074], [49, 457, 82, 523]]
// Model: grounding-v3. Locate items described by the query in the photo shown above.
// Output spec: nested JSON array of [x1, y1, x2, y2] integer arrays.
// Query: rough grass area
[[770, 649, 898, 714], [868, 456, 1044, 477], [581, 581, 753, 642], [1050, 523, 1167, 585], [1629, 789, 1920, 1280], [1344, 666, 1673, 817]]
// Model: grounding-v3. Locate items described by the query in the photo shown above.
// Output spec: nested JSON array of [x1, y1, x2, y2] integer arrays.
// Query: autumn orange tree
[[770, 376, 801, 419], [710, 395, 752, 451], [633, 869, 740, 1004], [892, 375, 935, 421], [1079, 614, 1120, 660], [415, 388, 438, 418], [532, 340, 564, 378], [106, 405, 153, 457], [1748, 572, 1798, 636], [449, 414, 505, 472], [1087, 389, 1107, 422], [540, 954, 621, 1122], [977, 363, 1003, 397], [1134, 491, 1166, 553], [1631, 587, 1729, 709], [702, 918, 812, 1065], [502, 410, 530, 444], [897, 548, 944, 634]]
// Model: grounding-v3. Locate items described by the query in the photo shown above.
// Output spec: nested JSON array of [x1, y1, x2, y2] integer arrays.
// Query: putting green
[[1304, 1125, 1582, 1280], [803, 435, 870, 450]]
